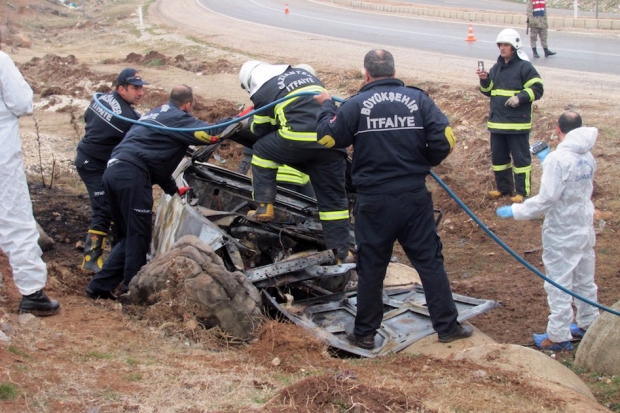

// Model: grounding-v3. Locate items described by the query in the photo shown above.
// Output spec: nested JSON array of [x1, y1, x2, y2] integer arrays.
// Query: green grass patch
[[0, 383, 19, 400]]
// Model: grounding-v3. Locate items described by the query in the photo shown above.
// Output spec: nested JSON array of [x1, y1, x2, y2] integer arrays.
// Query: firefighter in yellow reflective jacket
[[476, 28, 544, 203], [238, 61, 350, 262]]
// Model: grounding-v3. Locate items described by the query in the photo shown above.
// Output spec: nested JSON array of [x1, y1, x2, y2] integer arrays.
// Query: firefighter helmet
[[495, 28, 522, 50], [239, 60, 264, 92], [293, 63, 316, 76], [238, 61, 289, 97]]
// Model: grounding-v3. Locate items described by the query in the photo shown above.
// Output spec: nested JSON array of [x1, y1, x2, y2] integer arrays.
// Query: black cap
[[116, 68, 149, 86]]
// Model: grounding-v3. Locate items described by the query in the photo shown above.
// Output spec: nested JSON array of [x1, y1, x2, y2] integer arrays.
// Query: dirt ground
[[1, 0, 619, 412]]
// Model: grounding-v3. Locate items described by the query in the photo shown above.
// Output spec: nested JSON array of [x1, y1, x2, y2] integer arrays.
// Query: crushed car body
[[151, 143, 498, 357]]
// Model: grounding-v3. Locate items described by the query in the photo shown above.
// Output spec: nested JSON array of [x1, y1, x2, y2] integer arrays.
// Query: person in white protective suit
[[0, 48, 60, 316], [496, 110, 599, 351]]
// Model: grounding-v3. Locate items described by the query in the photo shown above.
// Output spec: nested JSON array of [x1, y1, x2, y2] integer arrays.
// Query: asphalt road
[[393, 0, 620, 18], [197, 0, 620, 75]]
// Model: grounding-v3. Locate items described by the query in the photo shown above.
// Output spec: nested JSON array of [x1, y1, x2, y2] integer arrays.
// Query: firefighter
[[315, 49, 471, 350], [238, 61, 350, 262], [477, 28, 544, 203], [75, 68, 149, 272], [85, 85, 228, 299]]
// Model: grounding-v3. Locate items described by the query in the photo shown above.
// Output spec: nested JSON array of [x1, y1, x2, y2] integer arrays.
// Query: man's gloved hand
[[178, 186, 192, 197], [237, 105, 253, 129], [496, 205, 514, 219], [536, 147, 550, 162], [505, 96, 520, 107]]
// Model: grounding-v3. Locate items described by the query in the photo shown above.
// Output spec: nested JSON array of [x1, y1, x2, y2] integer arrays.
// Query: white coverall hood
[[511, 126, 599, 342]]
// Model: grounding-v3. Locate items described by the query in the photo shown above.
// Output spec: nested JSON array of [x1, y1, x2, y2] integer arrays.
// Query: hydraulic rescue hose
[[92, 91, 620, 317]]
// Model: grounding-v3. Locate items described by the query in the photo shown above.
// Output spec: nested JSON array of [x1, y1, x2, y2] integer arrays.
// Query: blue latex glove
[[496, 205, 514, 219], [536, 147, 550, 163]]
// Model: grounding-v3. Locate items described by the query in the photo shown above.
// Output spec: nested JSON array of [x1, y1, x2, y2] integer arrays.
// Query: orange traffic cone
[[285, 3, 289, 14], [465, 24, 477, 42]]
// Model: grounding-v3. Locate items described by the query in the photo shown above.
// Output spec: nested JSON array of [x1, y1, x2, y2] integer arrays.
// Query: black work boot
[[345, 323, 376, 350], [85, 288, 117, 301], [532, 48, 540, 58], [438, 323, 474, 343], [19, 290, 60, 316], [544, 48, 557, 57], [82, 230, 107, 272]]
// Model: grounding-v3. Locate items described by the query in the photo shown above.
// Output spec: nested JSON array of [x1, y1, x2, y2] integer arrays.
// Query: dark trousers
[[252, 133, 350, 257], [353, 189, 459, 337], [75, 152, 111, 233], [490, 132, 532, 196], [87, 161, 153, 293]]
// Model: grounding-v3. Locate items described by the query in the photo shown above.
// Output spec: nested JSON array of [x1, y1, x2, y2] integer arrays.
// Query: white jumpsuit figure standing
[[0, 49, 60, 315], [498, 111, 599, 350]]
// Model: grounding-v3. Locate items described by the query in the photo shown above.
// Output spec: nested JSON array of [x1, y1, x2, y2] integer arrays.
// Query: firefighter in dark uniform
[[75, 68, 149, 272], [315, 49, 473, 350], [238, 61, 350, 262], [477, 28, 544, 203], [86, 84, 228, 299]]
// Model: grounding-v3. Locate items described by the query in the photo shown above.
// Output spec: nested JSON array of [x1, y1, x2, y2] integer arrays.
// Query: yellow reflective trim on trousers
[[275, 85, 326, 142], [492, 163, 512, 172], [88, 229, 108, 236], [319, 210, 350, 221], [513, 165, 532, 196], [251, 154, 279, 169], [480, 80, 494, 93], [277, 165, 310, 185], [491, 89, 520, 97], [487, 121, 532, 130]]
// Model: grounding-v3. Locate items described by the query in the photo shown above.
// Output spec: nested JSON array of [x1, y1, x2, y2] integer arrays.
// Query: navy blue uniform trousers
[[75, 151, 111, 233], [354, 188, 459, 337], [87, 160, 153, 293]]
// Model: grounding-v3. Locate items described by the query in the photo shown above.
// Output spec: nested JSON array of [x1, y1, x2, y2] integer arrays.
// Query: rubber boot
[[532, 48, 540, 58], [82, 229, 107, 272], [488, 190, 510, 200], [544, 48, 556, 57], [247, 203, 274, 222]]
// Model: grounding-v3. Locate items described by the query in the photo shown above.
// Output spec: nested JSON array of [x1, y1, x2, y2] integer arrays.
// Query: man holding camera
[[477, 28, 544, 203]]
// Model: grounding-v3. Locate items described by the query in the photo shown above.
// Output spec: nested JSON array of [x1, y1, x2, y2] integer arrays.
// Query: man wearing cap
[[75, 68, 148, 272]]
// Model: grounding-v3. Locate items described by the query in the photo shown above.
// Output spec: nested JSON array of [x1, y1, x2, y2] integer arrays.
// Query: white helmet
[[496, 28, 522, 50], [239, 60, 264, 92], [293, 63, 316, 76], [239, 61, 289, 97]]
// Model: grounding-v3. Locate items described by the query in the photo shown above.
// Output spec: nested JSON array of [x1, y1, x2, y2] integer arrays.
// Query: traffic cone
[[285, 3, 289, 14], [465, 24, 477, 42]]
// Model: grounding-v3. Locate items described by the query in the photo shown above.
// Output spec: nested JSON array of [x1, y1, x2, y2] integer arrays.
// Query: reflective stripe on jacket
[[250, 67, 327, 142], [480, 55, 543, 133]]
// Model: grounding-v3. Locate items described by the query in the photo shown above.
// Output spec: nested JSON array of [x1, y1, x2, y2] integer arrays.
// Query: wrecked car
[[143, 126, 498, 357]]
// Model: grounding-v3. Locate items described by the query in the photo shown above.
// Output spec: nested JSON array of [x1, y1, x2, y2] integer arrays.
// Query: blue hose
[[90, 90, 331, 131], [430, 170, 620, 317], [92, 91, 618, 317]]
